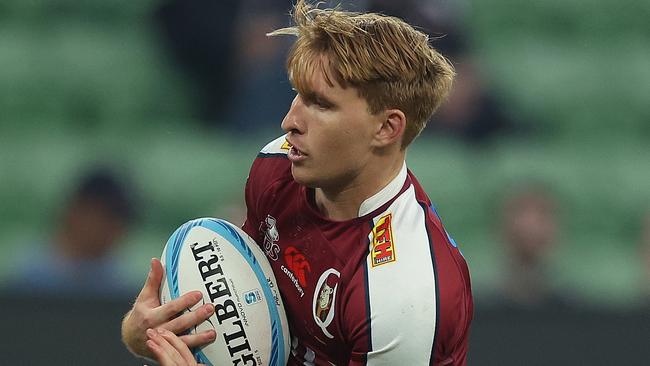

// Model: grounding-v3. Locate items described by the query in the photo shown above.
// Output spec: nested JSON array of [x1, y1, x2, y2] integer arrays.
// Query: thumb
[[137, 258, 164, 305]]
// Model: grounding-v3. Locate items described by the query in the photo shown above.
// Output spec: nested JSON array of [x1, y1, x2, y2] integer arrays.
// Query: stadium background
[[0, 0, 648, 364]]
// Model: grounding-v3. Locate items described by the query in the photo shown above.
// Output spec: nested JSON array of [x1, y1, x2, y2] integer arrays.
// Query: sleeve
[[241, 164, 261, 243], [241, 134, 291, 243], [344, 199, 472, 366], [345, 275, 471, 366], [430, 222, 473, 366], [342, 242, 439, 366]]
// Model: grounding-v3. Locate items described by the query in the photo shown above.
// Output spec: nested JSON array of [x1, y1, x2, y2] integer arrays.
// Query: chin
[[290, 165, 319, 188]]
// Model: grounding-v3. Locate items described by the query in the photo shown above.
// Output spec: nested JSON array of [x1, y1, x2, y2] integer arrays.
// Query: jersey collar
[[358, 161, 408, 217]]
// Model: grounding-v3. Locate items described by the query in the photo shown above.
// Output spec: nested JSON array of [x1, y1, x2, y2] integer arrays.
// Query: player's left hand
[[121, 258, 216, 359], [146, 328, 206, 366]]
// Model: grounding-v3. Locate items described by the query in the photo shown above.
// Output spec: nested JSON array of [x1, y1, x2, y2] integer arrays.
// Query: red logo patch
[[284, 246, 311, 287]]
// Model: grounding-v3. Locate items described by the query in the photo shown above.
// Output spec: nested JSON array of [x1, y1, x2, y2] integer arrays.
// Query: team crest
[[312, 268, 340, 339], [370, 213, 397, 267], [316, 283, 334, 321], [259, 215, 280, 261]]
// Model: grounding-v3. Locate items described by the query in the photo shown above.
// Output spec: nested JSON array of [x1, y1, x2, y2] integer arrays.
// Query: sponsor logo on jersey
[[281, 139, 292, 150], [312, 268, 340, 339], [284, 246, 311, 287], [370, 213, 397, 267], [259, 215, 280, 261], [281, 246, 311, 298]]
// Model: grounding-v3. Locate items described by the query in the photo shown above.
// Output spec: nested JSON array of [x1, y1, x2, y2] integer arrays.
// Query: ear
[[372, 109, 406, 148]]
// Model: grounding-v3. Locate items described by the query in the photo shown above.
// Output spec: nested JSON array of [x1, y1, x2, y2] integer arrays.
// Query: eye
[[314, 98, 332, 110]]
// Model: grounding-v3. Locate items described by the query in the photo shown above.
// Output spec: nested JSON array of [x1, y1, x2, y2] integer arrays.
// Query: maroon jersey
[[242, 136, 473, 366]]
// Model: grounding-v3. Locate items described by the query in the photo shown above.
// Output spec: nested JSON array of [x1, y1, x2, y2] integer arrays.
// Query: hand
[[146, 328, 206, 366], [121, 258, 217, 359]]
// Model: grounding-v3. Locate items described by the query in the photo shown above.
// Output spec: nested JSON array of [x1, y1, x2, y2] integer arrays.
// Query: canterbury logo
[[370, 213, 396, 267]]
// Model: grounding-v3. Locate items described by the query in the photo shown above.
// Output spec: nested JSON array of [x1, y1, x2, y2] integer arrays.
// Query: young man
[[122, 1, 473, 365]]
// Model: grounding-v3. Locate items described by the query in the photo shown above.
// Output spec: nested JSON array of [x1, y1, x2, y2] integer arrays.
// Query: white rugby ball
[[159, 218, 290, 366]]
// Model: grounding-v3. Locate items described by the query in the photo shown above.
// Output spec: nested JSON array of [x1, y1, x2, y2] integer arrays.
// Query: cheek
[[318, 128, 359, 160], [308, 111, 374, 165]]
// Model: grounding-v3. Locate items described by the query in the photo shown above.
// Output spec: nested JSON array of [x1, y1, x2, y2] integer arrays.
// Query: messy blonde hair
[[268, 0, 455, 148]]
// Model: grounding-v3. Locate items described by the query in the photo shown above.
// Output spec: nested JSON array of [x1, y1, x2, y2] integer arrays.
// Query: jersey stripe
[[257, 152, 289, 159], [363, 219, 375, 365], [420, 203, 440, 365], [365, 186, 437, 365]]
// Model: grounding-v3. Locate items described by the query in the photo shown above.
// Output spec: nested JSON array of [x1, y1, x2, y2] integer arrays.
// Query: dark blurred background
[[0, 0, 649, 364]]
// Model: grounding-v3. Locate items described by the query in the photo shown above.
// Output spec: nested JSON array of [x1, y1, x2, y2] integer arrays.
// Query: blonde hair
[[268, 0, 455, 147]]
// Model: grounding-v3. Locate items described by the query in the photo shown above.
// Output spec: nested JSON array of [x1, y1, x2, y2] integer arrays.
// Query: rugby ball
[[159, 218, 290, 366]]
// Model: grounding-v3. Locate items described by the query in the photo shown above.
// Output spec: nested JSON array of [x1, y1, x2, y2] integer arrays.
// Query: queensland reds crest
[[259, 215, 280, 261], [312, 268, 340, 339]]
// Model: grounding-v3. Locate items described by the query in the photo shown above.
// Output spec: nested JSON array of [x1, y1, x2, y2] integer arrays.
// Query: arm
[[121, 258, 216, 359]]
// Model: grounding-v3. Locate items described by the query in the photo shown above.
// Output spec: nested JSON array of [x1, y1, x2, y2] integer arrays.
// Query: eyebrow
[[303, 90, 337, 108]]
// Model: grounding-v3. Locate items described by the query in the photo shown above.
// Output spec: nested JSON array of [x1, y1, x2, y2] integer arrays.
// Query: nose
[[281, 95, 305, 134]]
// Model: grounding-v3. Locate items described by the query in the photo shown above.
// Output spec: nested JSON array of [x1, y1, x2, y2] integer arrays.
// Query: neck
[[314, 152, 405, 221]]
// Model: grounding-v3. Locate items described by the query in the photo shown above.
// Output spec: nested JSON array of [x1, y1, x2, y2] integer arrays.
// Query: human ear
[[372, 109, 406, 148]]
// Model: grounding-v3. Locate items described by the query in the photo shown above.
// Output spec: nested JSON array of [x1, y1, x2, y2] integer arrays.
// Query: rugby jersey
[[242, 135, 473, 365]]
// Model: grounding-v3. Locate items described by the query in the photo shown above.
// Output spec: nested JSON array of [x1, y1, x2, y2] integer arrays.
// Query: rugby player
[[122, 1, 473, 364]]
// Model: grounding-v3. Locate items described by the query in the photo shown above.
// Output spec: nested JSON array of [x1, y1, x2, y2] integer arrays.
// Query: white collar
[[358, 162, 407, 217]]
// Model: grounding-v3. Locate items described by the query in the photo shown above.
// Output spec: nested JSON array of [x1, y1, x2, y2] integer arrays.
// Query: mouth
[[288, 145, 307, 163]]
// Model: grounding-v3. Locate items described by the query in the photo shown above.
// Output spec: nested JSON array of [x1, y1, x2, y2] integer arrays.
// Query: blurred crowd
[[3, 167, 138, 299], [5, 167, 650, 313], [155, 0, 517, 144]]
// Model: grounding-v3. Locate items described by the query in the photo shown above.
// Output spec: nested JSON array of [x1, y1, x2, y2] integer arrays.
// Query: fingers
[[155, 291, 204, 324], [137, 258, 164, 305], [146, 328, 196, 366], [178, 329, 217, 349], [166, 303, 215, 334], [159, 328, 198, 363]]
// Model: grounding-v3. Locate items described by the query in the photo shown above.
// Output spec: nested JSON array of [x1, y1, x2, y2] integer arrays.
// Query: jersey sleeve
[[241, 135, 291, 242], [343, 192, 472, 366]]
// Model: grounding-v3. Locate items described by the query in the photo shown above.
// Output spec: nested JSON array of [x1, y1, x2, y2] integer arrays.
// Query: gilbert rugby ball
[[159, 218, 290, 366]]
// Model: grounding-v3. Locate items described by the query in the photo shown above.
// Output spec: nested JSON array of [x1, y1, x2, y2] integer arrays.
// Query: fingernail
[[208, 330, 217, 340], [146, 328, 155, 337], [194, 291, 203, 301], [205, 304, 214, 315], [157, 328, 165, 334]]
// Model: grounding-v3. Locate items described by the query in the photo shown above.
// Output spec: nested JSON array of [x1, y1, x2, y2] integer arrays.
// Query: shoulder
[[249, 135, 292, 181], [343, 184, 438, 364], [245, 135, 294, 210], [248, 134, 292, 184], [408, 171, 473, 363], [257, 134, 291, 158], [346, 176, 472, 364]]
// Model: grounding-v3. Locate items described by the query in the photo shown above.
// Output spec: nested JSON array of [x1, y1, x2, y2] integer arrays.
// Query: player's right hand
[[121, 258, 216, 359]]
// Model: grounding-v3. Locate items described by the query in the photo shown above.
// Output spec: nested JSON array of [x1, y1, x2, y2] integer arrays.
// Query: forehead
[[289, 53, 345, 96]]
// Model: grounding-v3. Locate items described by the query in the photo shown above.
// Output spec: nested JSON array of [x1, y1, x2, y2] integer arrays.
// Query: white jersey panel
[[366, 185, 437, 365], [260, 134, 290, 155]]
